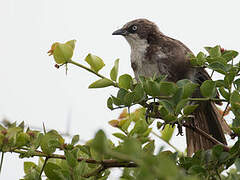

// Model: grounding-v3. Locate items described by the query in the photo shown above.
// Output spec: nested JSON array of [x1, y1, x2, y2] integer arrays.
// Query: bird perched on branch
[[112, 18, 230, 156]]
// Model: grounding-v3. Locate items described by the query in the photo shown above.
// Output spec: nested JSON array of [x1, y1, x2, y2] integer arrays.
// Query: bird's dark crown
[[123, 19, 163, 43]]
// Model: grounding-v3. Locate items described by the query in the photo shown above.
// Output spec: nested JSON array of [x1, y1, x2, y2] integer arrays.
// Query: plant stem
[[188, 97, 227, 102], [0, 152, 4, 173], [210, 70, 215, 78], [39, 157, 49, 180], [12, 149, 137, 168], [69, 60, 118, 87], [151, 131, 180, 153]]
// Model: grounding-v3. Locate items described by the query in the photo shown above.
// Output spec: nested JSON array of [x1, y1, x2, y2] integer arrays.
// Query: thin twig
[[221, 102, 230, 121], [151, 131, 180, 153], [216, 169, 222, 180], [0, 152, 4, 173], [39, 157, 49, 180], [69, 60, 118, 87], [12, 149, 137, 169], [210, 70, 215, 78]]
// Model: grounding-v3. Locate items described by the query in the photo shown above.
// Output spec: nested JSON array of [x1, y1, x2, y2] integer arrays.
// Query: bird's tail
[[186, 101, 229, 156]]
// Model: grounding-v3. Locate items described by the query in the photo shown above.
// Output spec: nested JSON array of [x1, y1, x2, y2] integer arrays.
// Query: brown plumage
[[113, 18, 231, 156]]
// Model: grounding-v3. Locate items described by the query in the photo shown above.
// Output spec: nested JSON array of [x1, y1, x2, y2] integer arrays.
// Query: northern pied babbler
[[112, 19, 231, 156]]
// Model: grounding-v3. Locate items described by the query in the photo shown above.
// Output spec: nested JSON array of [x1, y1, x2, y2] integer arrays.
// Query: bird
[[112, 18, 231, 156]]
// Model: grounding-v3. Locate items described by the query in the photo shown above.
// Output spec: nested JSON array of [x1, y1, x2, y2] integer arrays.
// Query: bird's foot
[[145, 101, 159, 124], [169, 120, 184, 136]]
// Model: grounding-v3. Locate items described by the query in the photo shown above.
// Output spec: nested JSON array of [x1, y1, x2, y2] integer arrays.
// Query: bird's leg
[[176, 122, 183, 136], [145, 101, 159, 124], [169, 118, 185, 136]]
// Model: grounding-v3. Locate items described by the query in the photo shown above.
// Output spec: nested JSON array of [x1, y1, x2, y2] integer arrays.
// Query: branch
[[39, 157, 49, 179], [13, 149, 137, 169], [69, 60, 118, 87]]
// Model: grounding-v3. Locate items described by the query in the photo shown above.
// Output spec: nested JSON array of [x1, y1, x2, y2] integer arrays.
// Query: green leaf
[[74, 160, 87, 177], [196, 52, 206, 65], [208, 45, 221, 58], [219, 152, 229, 163], [111, 96, 122, 106], [232, 126, 240, 136], [208, 61, 227, 74], [6, 127, 22, 139], [118, 74, 133, 90], [24, 168, 40, 180], [85, 53, 105, 73], [219, 87, 230, 100], [234, 79, 240, 90], [171, 87, 183, 106], [159, 100, 174, 114], [65, 39, 76, 50], [143, 140, 155, 154], [183, 104, 198, 115], [206, 56, 226, 64], [107, 97, 114, 110], [222, 50, 238, 62], [91, 130, 108, 154], [112, 133, 127, 140], [120, 118, 132, 131], [53, 43, 73, 64], [133, 84, 145, 102], [176, 79, 198, 99], [110, 59, 119, 81], [183, 83, 198, 99], [188, 165, 206, 175], [224, 72, 236, 88], [16, 132, 30, 147], [123, 92, 135, 106], [117, 88, 129, 100], [146, 80, 160, 96], [175, 99, 188, 114], [200, 80, 216, 98], [40, 133, 59, 155], [212, 145, 223, 159], [65, 150, 78, 168], [71, 135, 79, 145], [44, 162, 63, 180], [230, 91, 240, 115], [161, 125, 175, 143], [159, 81, 177, 96], [132, 120, 148, 134], [120, 138, 142, 158], [88, 78, 114, 88], [24, 162, 37, 174], [235, 158, 240, 172]]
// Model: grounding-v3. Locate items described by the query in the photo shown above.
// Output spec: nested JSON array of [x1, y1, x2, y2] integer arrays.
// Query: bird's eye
[[132, 25, 137, 31]]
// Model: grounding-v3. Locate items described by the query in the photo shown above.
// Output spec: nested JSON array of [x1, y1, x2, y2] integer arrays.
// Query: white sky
[[0, 0, 240, 179]]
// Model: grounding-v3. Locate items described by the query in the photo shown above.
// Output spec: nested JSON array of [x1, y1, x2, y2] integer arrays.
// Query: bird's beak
[[112, 28, 128, 36]]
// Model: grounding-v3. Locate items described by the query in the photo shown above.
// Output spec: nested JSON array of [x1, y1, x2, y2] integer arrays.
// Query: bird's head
[[112, 19, 162, 48]]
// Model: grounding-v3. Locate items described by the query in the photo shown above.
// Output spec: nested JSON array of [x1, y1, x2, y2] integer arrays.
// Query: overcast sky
[[0, 0, 240, 179]]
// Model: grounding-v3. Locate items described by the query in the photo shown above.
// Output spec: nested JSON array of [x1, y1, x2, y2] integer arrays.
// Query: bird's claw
[[145, 102, 159, 124], [161, 121, 184, 136], [176, 123, 183, 136]]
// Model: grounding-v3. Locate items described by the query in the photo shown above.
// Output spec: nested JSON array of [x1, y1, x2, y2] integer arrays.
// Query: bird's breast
[[130, 49, 162, 81]]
